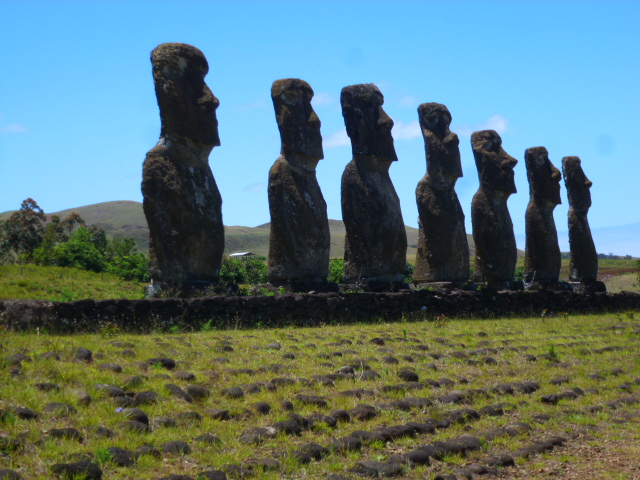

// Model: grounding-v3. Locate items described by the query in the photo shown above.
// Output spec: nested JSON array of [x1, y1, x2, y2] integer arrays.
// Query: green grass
[[0, 312, 638, 479], [0, 265, 145, 301]]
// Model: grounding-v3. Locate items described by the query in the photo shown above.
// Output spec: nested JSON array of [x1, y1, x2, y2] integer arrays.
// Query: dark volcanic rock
[[414, 103, 469, 283], [94, 384, 125, 398], [142, 42, 224, 288], [12, 406, 38, 420], [74, 348, 92, 363], [147, 357, 176, 370], [197, 471, 227, 480], [562, 156, 602, 287], [267, 78, 332, 290], [48, 428, 83, 441], [105, 447, 135, 467], [161, 441, 191, 455], [165, 384, 193, 402], [471, 130, 518, 284], [43, 402, 76, 416], [120, 408, 149, 425], [524, 146, 562, 283], [51, 461, 102, 479], [0, 469, 22, 480], [340, 84, 407, 287]]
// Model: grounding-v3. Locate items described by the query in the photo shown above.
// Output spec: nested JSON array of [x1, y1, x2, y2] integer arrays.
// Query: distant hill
[[0, 200, 488, 259]]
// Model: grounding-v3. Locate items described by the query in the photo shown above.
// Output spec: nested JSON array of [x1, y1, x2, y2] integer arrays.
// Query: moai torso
[[340, 84, 407, 286], [414, 103, 469, 283], [471, 130, 518, 284], [524, 146, 562, 283], [267, 79, 330, 287], [562, 156, 598, 282], [142, 43, 224, 286]]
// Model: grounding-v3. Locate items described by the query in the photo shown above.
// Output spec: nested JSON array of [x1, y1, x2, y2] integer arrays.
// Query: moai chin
[[414, 103, 469, 286], [523, 146, 562, 285], [267, 78, 334, 291], [340, 84, 407, 289], [141, 43, 224, 292], [471, 130, 518, 286], [562, 156, 604, 291]]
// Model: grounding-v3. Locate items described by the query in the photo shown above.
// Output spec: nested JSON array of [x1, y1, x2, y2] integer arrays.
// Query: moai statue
[[562, 156, 605, 292], [471, 130, 518, 287], [523, 147, 562, 286], [414, 103, 469, 286], [142, 43, 224, 293], [267, 78, 335, 291], [340, 84, 407, 289]]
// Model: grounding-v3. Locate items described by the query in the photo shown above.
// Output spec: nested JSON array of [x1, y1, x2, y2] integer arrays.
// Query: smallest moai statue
[[414, 103, 469, 288], [523, 147, 566, 289], [562, 156, 606, 292]]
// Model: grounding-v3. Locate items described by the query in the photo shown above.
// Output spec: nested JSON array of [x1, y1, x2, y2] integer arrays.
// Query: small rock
[[51, 461, 102, 480], [160, 441, 191, 455]]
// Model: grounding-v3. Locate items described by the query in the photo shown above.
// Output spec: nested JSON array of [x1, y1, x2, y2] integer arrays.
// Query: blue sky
[[1, 0, 639, 254]]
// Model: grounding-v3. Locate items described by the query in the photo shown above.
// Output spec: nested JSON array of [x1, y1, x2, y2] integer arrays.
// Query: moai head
[[471, 130, 517, 194], [340, 84, 397, 162], [418, 102, 462, 182], [562, 156, 592, 212], [151, 43, 220, 146], [271, 78, 323, 165], [525, 147, 561, 206]]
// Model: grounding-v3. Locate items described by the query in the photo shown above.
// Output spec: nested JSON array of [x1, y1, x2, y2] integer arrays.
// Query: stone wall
[[1, 290, 639, 334]]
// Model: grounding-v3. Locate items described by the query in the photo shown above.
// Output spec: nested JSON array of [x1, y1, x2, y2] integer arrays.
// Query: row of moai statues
[[142, 43, 604, 294]]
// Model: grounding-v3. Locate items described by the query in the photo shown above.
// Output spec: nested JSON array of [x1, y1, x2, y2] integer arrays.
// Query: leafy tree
[[0, 198, 46, 261], [104, 237, 150, 282], [53, 227, 105, 272]]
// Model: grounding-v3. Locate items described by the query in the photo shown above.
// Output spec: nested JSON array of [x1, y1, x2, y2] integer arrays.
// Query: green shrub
[[220, 258, 267, 284], [53, 227, 105, 272], [328, 258, 344, 284], [403, 262, 414, 284]]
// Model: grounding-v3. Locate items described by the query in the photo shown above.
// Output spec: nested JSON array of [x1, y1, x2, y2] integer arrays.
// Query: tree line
[[0, 198, 150, 282]]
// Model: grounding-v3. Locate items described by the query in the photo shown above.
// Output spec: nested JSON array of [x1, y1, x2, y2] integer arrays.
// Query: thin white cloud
[[481, 114, 509, 133], [0, 123, 28, 135], [312, 92, 336, 107], [324, 129, 350, 148], [399, 95, 419, 108], [243, 182, 267, 193], [234, 99, 269, 113], [392, 120, 421, 140], [455, 114, 510, 138]]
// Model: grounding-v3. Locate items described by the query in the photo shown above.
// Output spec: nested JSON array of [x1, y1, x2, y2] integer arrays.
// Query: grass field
[[0, 265, 146, 302], [0, 313, 639, 479], [1, 260, 638, 302]]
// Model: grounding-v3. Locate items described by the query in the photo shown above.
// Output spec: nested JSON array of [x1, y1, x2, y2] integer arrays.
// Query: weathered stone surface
[[471, 130, 518, 284], [524, 147, 562, 283], [142, 43, 224, 288], [414, 103, 469, 283], [340, 84, 407, 286], [267, 79, 332, 290], [562, 156, 600, 284]]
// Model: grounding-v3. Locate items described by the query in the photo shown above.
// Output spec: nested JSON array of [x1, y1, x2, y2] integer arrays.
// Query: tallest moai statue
[[267, 78, 332, 290], [142, 43, 224, 290], [340, 84, 407, 289]]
